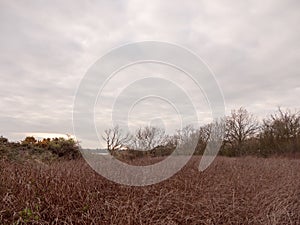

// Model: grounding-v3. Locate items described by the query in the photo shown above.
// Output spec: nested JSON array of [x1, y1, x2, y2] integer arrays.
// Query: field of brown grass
[[1, 156, 300, 224]]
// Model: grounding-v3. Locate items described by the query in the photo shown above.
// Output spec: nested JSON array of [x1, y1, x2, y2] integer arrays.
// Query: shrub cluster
[[0, 136, 81, 162]]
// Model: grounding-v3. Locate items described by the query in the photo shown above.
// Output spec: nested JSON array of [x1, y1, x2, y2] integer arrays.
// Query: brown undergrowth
[[1, 156, 300, 224]]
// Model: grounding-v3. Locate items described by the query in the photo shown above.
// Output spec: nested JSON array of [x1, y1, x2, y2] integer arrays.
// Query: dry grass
[[1, 156, 300, 224]]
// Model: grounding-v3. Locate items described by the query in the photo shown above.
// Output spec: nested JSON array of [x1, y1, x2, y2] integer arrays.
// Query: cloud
[[0, 0, 299, 147]]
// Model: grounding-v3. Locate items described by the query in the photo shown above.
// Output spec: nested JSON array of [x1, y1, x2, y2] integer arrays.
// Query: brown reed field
[[1, 156, 300, 224]]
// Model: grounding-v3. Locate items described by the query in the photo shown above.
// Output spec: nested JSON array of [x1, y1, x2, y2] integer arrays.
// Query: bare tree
[[102, 125, 132, 153], [263, 107, 300, 140], [176, 125, 196, 145], [131, 126, 167, 151], [198, 123, 214, 144], [260, 108, 300, 154], [174, 125, 201, 155], [225, 107, 259, 154], [198, 119, 226, 155]]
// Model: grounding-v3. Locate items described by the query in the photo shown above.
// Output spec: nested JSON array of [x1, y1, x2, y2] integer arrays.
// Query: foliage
[[0, 136, 81, 162]]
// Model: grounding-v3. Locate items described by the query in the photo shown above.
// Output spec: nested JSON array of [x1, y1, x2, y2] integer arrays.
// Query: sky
[[0, 0, 299, 147]]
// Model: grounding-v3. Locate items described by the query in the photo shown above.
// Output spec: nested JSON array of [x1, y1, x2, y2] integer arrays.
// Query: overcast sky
[[0, 0, 299, 147]]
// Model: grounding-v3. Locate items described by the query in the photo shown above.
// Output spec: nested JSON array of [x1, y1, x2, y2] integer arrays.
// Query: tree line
[[1, 107, 299, 162], [103, 107, 300, 158]]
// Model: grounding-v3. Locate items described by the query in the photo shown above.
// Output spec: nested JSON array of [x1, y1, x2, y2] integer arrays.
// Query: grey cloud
[[0, 0, 299, 147]]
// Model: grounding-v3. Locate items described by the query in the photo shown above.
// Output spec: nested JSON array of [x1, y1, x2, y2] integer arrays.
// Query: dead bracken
[[1, 156, 300, 224]]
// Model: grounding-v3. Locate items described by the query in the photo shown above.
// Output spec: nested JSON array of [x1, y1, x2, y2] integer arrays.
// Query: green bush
[[0, 136, 81, 162]]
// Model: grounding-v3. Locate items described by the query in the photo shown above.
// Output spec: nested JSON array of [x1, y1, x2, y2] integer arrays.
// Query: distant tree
[[193, 125, 211, 155], [264, 108, 300, 140], [225, 108, 259, 156], [176, 125, 197, 146], [131, 126, 167, 151], [260, 108, 300, 155], [172, 125, 202, 155], [202, 119, 226, 156], [102, 126, 132, 153]]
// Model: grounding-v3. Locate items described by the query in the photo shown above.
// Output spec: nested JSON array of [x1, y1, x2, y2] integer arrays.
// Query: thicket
[[220, 107, 300, 157], [0, 136, 81, 162]]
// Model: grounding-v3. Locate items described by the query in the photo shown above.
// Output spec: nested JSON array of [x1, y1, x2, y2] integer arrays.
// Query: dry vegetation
[[1, 156, 300, 224]]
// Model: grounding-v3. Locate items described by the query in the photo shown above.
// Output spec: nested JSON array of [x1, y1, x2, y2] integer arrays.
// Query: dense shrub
[[259, 108, 300, 156], [0, 136, 81, 162]]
